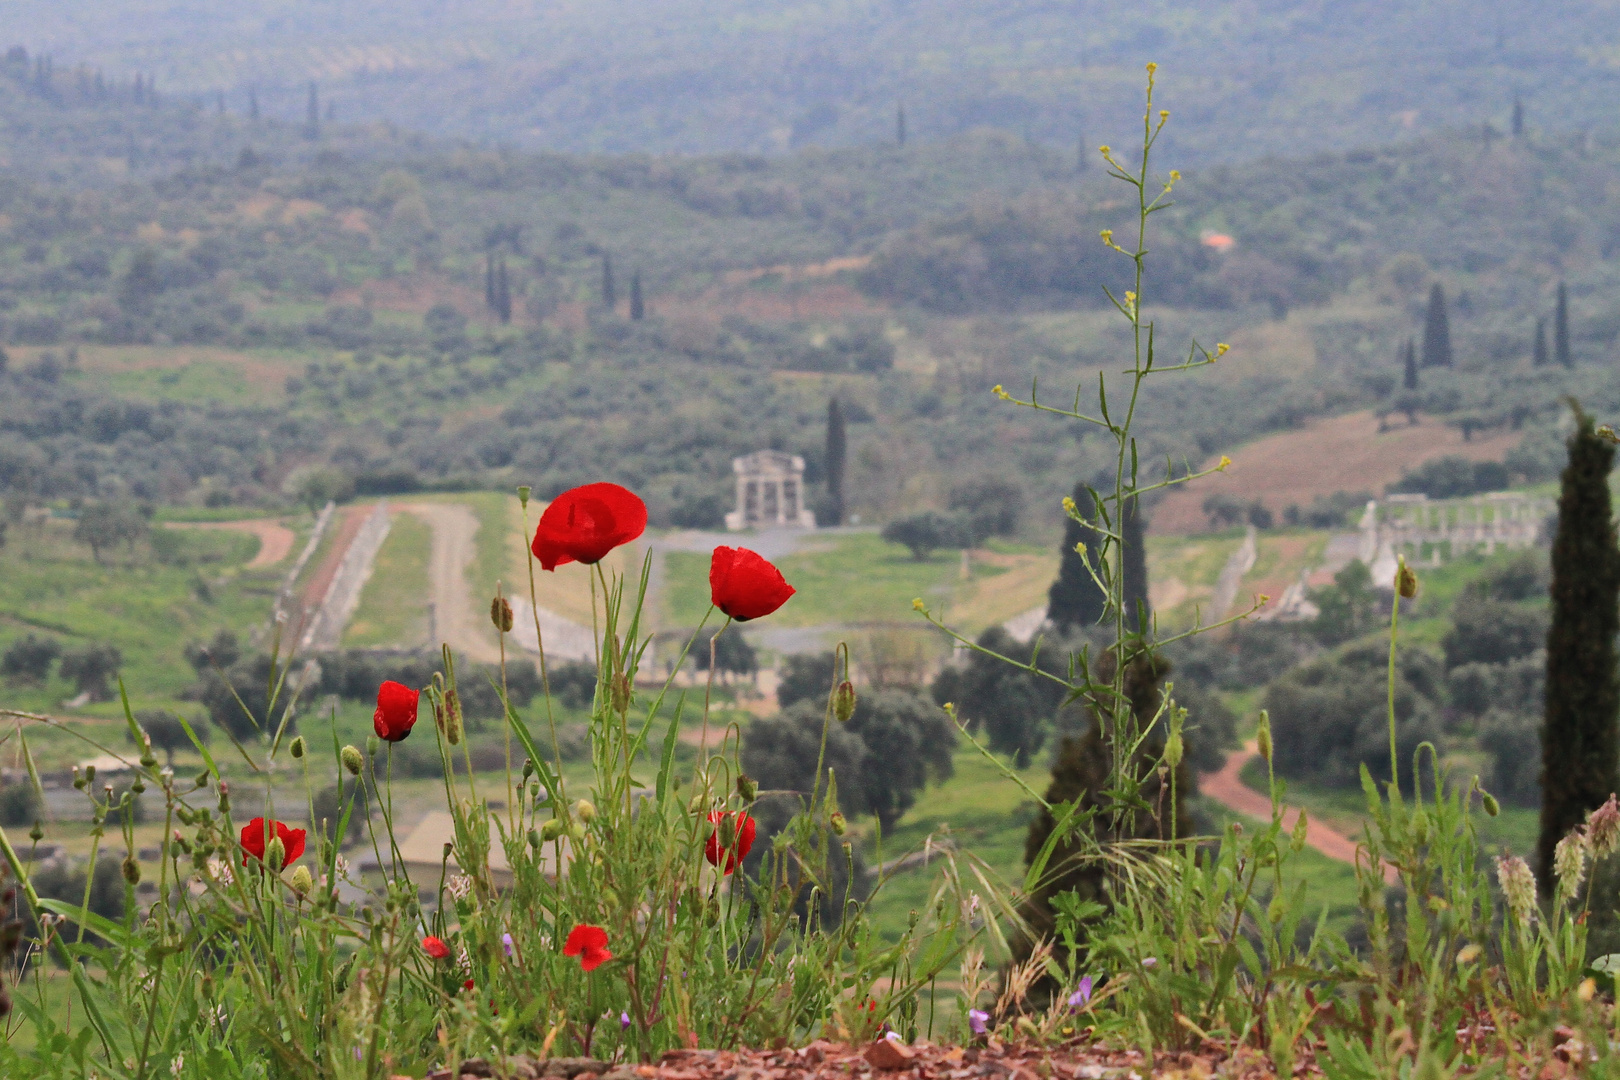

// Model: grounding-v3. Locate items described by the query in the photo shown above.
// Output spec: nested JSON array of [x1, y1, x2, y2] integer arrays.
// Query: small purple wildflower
[[1067, 975, 1093, 1010], [1141, 957, 1158, 969], [502, 932, 515, 959], [884, 1031, 903, 1043], [621, 1011, 631, 1031], [968, 1009, 990, 1036]]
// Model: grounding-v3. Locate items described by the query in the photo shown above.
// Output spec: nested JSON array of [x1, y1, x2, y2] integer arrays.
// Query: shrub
[[693, 627, 757, 675], [932, 626, 1064, 767], [777, 651, 837, 710], [1443, 595, 1546, 669], [0, 781, 39, 826], [881, 511, 967, 560], [1, 634, 60, 684], [58, 643, 122, 701], [133, 708, 206, 766]]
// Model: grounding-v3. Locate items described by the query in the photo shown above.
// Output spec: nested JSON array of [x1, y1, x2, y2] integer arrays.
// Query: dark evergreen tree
[[1402, 337, 1418, 390], [1536, 406, 1620, 893], [1534, 317, 1548, 367], [1511, 95, 1524, 137], [1555, 281, 1572, 368], [897, 102, 907, 148], [1121, 495, 1150, 630], [1421, 283, 1452, 367], [494, 258, 512, 324], [1047, 482, 1107, 631], [629, 271, 644, 320], [601, 254, 617, 311], [305, 82, 320, 139], [1014, 647, 1189, 1000], [825, 397, 847, 526]]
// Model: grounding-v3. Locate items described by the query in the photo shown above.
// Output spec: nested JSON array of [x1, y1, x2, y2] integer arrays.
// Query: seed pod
[[28, 822, 43, 843], [831, 681, 857, 723], [517, 486, 531, 508], [1291, 808, 1309, 854], [85, 765, 97, 788], [121, 855, 141, 886], [290, 865, 314, 897], [527, 829, 543, 850], [72, 767, 85, 791], [574, 798, 596, 823], [195, 772, 210, 788], [490, 596, 514, 634], [341, 745, 365, 775], [443, 688, 464, 746], [829, 811, 847, 836], [735, 774, 758, 803], [290, 736, 306, 759], [521, 758, 535, 780], [1396, 559, 1419, 599], [610, 672, 631, 714], [1256, 711, 1273, 765], [1163, 732, 1183, 770], [1267, 892, 1285, 925]]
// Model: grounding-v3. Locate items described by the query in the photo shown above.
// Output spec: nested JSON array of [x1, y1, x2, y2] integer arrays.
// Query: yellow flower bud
[[1218, 456, 1232, 470], [912, 598, 926, 612], [1216, 343, 1230, 356], [1062, 496, 1077, 515], [574, 798, 596, 823], [1145, 62, 1157, 75]]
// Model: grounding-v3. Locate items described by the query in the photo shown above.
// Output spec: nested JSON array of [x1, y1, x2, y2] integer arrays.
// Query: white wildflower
[[1554, 829, 1589, 897], [170, 1054, 184, 1077], [447, 874, 473, 901], [333, 853, 350, 879], [457, 947, 472, 977], [206, 856, 234, 886]]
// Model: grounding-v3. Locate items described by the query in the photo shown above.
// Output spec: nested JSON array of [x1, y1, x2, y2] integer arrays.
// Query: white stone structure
[[1366, 492, 1552, 588], [725, 451, 816, 530]]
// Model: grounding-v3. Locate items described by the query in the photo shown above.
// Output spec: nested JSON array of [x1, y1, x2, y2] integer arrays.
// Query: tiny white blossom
[[170, 1053, 184, 1077], [447, 874, 473, 901], [457, 947, 472, 977], [333, 854, 350, 879], [206, 857, 234, 886]]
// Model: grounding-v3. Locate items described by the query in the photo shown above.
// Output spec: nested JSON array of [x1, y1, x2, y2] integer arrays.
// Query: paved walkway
[[1200, 741, 1396, 882]]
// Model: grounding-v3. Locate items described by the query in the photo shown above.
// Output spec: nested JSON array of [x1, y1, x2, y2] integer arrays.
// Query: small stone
[[461, 1060, 494, 1078], [543, 1058, 610, 1079], [863, 1038, 916, 1070], [600, 1069, 640, 1080]]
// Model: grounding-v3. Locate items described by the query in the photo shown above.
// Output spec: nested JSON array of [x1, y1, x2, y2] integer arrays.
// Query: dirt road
[[398, 502, 502, 664], [1201, 742, 1396, 882], [166, 519, 296, 568]]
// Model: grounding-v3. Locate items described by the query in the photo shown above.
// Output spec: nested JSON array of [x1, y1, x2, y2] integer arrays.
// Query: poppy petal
[[709, 546, 795, 622]]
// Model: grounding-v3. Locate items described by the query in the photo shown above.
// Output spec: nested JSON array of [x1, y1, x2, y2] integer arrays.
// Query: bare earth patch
[[1152, 411, 1522, 535], [164, 518, 295, 568]]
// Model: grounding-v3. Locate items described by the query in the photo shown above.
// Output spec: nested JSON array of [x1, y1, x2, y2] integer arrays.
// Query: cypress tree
[[305, 82, 320, 139], [896, 102, 906, 148], [494, 258, 511, 324], [1512, 95, 1524, 137], [601, 255, 616, 312], [1536, 405, 1620, 892], [1421, 283, 1452, 368], [1555, 281, 1572, 368], [1402, 337, 1418, 390], [1533, 317, 1548, 367], [1120, 495, 1150, 630], [629, 272, 644, 321], [1047, 482, 1108, 630], [825, 397, 847, 527]]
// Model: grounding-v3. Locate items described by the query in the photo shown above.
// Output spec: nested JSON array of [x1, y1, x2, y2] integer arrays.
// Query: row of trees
[[0, 635, 122, 700]]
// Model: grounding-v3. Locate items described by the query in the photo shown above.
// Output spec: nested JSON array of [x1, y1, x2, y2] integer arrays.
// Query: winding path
[[165, 518, 296, 568], [1201, 741, 1396, 882], [397, 502, 503, 663]]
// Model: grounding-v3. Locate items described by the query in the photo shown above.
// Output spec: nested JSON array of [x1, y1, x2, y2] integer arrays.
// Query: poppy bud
[[365, 735, 379, 757], [341, 745, 364, 775], [1482, 791, 1500, 817], [1163, 732, 1183, 770], [517, 485, 531, 507], [568, 822, 586, 842], [1291, 808, 1309, 853], [1395, 559, 1419, 599], [736, 774, 758, 803], [540, 818, 566, 842], [72, 767, 85, 791], [718, 814, 737, 849], [1267, 892, 1285, 925], [490, 596, 514, 634], [610, 672, 631, 714], [443, 688, 463, 746], [521, 758, 534, 780], [688, 795, 708, 815], [829, 811, 847, 836], [831, 681, 857, 723], [121, 854, 140, 885], [1256, 710, 1272, 765], [527, 829, 542, 849], [290, 736, 306, 759], [575, 798, 596, 823], [265, 837, 286, 870], [290, 865, 313, 897], [195, 772, 209, 788]]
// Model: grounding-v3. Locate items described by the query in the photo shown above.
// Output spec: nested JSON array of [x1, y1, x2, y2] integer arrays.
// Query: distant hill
[[6, 1, 1620, 161]]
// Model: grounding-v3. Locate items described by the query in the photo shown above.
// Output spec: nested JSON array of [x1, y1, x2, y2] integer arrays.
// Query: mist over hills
[[7, 0, 1620, 161]]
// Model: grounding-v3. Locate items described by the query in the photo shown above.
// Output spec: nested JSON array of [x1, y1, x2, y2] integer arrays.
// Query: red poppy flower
[[373, 680, 419, 742], [563, 923, 612, 972], [532, 483, 647, 571], [463, 979, 476, 992], [421, 935, 452, 960], [709, 547, 795, 622], [239, 817, 306, 870], [703, 810, 757, 874]]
